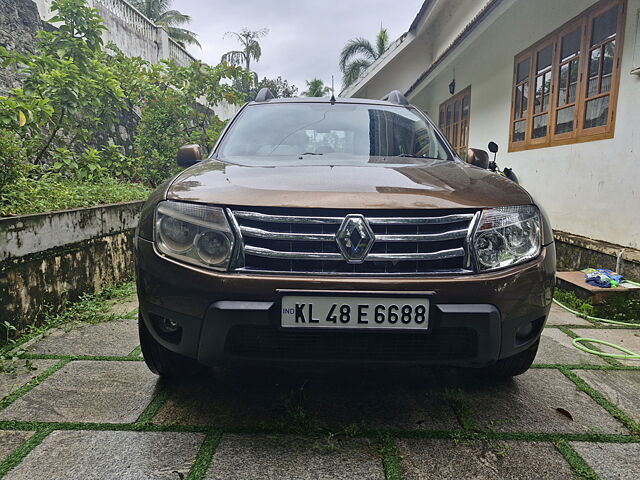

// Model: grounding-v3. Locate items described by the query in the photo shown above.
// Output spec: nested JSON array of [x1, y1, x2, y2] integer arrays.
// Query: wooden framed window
[[439, 86, 471, 157], [509, 0, 625, 151]]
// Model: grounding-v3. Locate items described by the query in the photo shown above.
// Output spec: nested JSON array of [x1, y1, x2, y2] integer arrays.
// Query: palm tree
[[221, 28, 269, 73], [130, 0, 200, 47], [302, 78, 331, 97], [339, 27, 389, 89]]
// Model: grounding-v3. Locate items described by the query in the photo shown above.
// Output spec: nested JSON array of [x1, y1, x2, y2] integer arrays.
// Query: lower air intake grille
[[225, 326, 478, 361]]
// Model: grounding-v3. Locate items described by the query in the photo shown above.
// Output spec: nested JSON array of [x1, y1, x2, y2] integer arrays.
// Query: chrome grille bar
[[244, 245, 465, 261], [234, 211, 343, 224], [240, 226, 334, 242], [234, 210, 474, 225], [368, 214, 475, 225], [239, 225, 468, 243]]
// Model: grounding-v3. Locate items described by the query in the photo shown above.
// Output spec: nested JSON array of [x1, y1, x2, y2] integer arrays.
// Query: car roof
[[248, 96, 411, 107]]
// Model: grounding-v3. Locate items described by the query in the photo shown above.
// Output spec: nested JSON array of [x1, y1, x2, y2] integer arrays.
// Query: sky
[[179, 0, 425, 93]]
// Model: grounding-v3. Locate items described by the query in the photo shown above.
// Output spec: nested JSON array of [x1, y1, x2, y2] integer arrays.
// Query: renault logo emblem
[[336, 215, 375, 264]]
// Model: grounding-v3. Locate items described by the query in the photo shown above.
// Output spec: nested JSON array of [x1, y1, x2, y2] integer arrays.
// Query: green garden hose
[[552, 298, 640, 360]]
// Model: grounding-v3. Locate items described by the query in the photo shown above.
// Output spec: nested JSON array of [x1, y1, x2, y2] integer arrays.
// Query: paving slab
[[5, 430, 204, 480], [534, 328, 607, 365], [575, 370, 640, 424], [571, 328, 640, 366], [460, 369, 627, 434], [0, 431, 33, 463], [570, 442, 640, 480], [205, 434, 383, 480], [547, 303, 592, 326], [398, 439, 573, 480], [303, 368, 461, 431], [0, 361, 159, 423], [106, 295, 138, 318], [26, 319, 139, 357], [0, 359, 57, 400]]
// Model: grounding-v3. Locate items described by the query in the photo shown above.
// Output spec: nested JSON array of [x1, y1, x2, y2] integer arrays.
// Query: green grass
[[187, 432, 223, 480], [554, 288, 640, 325], [555, 440, 599, 480], [0, 176, 150, 217], [0, 429, 53, 477], [379, 433, 403, 480]]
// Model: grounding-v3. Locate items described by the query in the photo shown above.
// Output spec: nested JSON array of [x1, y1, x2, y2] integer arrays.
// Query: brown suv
[[135, 90, 555, 378]]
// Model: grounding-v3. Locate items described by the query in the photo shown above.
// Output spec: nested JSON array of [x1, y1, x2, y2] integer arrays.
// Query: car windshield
[[216, 102, 453, 166]]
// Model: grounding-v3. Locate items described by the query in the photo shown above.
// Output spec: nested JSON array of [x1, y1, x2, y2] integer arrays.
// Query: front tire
[[138, 314, 204, 378], [481, 341, 539, 378]]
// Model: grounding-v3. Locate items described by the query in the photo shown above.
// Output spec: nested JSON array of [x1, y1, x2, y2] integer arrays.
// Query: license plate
[[281, 296, 429, 330]]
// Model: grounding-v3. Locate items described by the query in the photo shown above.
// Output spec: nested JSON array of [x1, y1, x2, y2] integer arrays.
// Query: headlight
[[472, 205, 541, 272], [155, 201, 235, 271]]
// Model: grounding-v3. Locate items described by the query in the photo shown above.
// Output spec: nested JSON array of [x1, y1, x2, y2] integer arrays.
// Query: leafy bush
[[0, 0, 246, 214]]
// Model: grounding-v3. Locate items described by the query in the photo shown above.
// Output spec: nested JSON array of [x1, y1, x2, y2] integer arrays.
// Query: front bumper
[[136, 237, 555, 367]]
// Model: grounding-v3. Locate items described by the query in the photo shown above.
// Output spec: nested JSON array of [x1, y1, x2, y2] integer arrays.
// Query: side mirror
[[466, 148, 490, 169], [177, 144, 203, 168], [488, 141, 499, 154]]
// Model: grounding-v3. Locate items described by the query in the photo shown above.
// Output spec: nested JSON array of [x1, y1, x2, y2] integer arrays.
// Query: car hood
[[167, 159, 532, 210]]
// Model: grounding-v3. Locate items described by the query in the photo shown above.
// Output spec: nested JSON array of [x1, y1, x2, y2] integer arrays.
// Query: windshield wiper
[[396, 153, 424, 158], [299, 152, 323, 156]]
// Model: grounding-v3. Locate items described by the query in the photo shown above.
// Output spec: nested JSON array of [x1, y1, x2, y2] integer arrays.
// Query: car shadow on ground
[[153, 366, 503, 432]]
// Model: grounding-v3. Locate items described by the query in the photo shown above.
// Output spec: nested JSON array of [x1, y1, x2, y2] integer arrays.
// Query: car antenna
[[330, 75, 336, 104]]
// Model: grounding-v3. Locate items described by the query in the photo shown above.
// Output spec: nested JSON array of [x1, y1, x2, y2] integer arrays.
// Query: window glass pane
[[513, 120, 526, 142], [536, 44, 553, 72], [601, 40, 615, 92], [517, 58, 530, 83], [584, 95, 609, 128], [446, 105, 451, 126], [453, 124, 459, 148], [561, 28, 581, 61], [558, 63, 568, 106], [532, 114, 548, 139], [568, 59, 579, 103], [555, 106, 575, 134], [454, 100, 461, 122], [591, 6, 618, 46], [439, 109, 444, 129], [514, 86, 522, 119], [462, 95, 470, 119], [534, 76, 544, 114], [543, 71, 551, 111], [522, 82, 528, 116], [588, 48, 600, 97]]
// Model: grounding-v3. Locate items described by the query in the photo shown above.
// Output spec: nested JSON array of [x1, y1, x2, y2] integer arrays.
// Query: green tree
[[246, 76, 298, 101], [129, 0, 200, 47], [221, 28, 269, 93], [339, 27, 389, 88], [302, 78, 331, 97], [0, 0, 123, 166]]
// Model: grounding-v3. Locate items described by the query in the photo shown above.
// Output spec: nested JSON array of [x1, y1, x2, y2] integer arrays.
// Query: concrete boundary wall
[[0, 202, 145, 338]]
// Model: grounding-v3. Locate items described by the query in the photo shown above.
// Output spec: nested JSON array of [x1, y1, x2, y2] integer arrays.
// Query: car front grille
[[228, 207, 479, 275], [225, 326, 478, 361]]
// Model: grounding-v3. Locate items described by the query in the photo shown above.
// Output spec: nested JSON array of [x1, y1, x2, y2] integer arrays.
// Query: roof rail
[[254, 88, 275, 102], [381, 90, 409, 105]]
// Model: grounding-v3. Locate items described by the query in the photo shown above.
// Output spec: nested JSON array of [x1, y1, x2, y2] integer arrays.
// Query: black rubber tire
[[138, 314, 205, 378], [481, 341, 539, 378]]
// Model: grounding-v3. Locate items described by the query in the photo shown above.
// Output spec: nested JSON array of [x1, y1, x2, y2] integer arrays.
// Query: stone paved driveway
[[0, 299, 639, 479]]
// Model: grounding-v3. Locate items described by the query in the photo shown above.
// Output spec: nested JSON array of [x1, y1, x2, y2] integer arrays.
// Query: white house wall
[[410, 0, 639, 249]]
